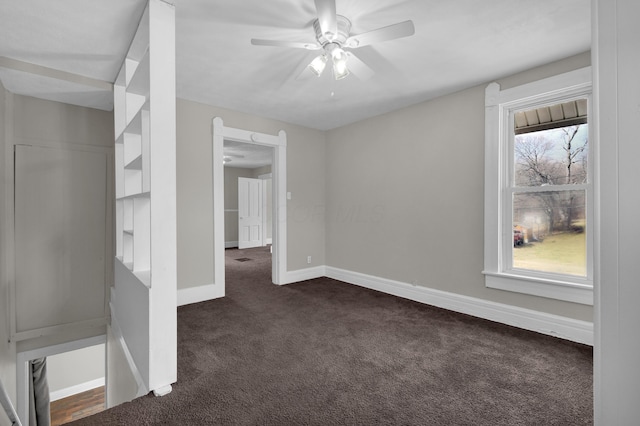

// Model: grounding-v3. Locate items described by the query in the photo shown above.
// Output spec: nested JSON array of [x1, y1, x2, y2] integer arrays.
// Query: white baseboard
[[225, 241, 238, 248], [325, 266, 594, 345], [50, 377, 105, 402], [282, 266, 326, 285], [177, 283, 223, 306]]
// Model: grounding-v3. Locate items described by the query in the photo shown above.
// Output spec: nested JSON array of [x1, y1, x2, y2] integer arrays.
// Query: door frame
[[258, 173, 273, 246], [212, 118, 287, 292], [16, 334, 106, 425]]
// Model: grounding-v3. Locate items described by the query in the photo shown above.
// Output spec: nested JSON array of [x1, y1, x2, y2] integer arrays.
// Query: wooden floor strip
[[50, 386, 105, 425]]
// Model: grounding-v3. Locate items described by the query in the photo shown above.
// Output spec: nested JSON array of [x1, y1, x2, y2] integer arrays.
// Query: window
[[484, 67, 593, 305]]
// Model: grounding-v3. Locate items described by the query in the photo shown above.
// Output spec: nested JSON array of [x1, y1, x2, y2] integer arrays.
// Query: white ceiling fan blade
[[345, 52, 374, 81], [295, 65, 316, 81], [345, 20, 415, 48], [314, 0, 337, 39], [251, 39, 320, 50]]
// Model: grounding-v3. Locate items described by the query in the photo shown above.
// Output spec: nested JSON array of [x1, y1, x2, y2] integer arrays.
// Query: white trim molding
[[485, 272, 593, 305], [225, 241, 238, 249], [283, 266, 326, 284], [16, 334, 107, 425], [177, 283, 223, 306], [212, 118, 287, 294], [484, 66, 594, 305], [325, 266, 593, 345], [50, 377, 105, 402]]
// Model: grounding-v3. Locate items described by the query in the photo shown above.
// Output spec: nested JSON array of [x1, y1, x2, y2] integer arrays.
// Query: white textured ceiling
[[224, 140, 273, 169], [0, 0, 590, 130]]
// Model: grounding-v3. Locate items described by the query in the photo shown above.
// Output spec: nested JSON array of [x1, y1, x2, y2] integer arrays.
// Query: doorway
[[16, 335, 106, 425], [222, 140, 273, 250], [212, 118, 288, 297]]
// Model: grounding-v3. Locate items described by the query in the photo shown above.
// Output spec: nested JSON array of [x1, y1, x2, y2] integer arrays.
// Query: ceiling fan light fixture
[[330, 46, 349, 80], [251, 4, 416, 83], [345, 38, 359, 48], [308, 54, 328, 76], [333, 61, 350, 80]]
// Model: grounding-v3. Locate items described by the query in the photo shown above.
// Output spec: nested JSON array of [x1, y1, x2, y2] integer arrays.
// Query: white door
[[238, 177, 263, 249]]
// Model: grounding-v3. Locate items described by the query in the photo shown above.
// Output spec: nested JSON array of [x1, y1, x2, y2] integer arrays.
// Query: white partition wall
[[110, 0, 177, 398], [594, 0, 640, 423]]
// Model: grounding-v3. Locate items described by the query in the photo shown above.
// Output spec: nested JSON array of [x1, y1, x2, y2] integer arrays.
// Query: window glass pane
[[512, 190, 586, 277], [514, 123, 588, 187]]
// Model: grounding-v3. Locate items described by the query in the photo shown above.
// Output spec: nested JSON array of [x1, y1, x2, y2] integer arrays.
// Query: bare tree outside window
[[511, 116, 588, 277]]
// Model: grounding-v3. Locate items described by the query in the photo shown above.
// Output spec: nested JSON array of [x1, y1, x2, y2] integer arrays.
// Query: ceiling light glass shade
[[308, 54, 328, 76], [331, 47, 350, 80]]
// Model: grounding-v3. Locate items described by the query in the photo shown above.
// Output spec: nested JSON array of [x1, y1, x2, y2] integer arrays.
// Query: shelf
[[115, 100, 147, 141], [124, 168, 142, 197], [127, 50, 150, 97], [124, 58, 138, 87], [122, 232, 133, 267], [125, 92, 147, 127], [133, 270, 151, 288], [112, 0, 176, 393], [118, 100, 150, 139], [125, 155, 143, 170], [116, 191, 150, 201], [127, 6, 149, 62], [123, 110, 141, 135], [124, 131, 142, 165], [114, 72, 127, 137], [123, 199, 133, 233], [115, 143, 124, 198]]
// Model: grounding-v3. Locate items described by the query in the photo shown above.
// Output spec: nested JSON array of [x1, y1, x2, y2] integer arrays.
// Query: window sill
[[483, 271, 593, 305]]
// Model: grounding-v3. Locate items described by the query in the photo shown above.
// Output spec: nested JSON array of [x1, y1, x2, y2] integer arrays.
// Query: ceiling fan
[[251, 0, 415, 81], [222, 153, 245, 164]]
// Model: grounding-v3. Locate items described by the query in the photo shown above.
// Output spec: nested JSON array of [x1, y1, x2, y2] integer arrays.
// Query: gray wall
[[176, 98, 326, 290], [0, 93, 113, 412], [48, 344, 104, 396], [11, 96, 114, 349], [12, 95, 114, 148], [251, 165, 272, 177], [325, 52, 592, 322]]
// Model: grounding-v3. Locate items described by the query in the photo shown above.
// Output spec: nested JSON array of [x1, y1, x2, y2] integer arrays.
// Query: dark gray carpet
[[72, 246, 592, 425]]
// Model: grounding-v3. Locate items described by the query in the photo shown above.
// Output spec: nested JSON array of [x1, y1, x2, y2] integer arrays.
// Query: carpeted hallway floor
[[72, 246, 592, 425]]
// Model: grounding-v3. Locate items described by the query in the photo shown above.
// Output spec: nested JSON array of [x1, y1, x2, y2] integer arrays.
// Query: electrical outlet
[[307, 256, 312, 264]]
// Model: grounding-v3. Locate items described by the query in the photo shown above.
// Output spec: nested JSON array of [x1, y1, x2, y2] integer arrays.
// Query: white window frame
[[484, 66, 594, 305]]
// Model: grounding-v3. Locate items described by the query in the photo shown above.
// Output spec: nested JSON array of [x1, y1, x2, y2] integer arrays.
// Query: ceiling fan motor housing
[[314, 15, 352, 47]]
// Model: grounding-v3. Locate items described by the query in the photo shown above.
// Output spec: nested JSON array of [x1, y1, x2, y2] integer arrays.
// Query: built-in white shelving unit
[[111, 0, 177, 396]]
